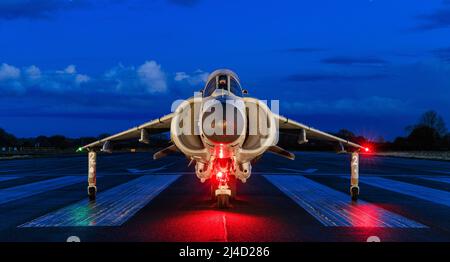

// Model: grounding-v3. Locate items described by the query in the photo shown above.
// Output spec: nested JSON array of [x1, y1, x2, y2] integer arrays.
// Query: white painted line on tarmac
[[265, 175, 426, 228], [20, 175, 180, 227], [361, 176, 450, 207]]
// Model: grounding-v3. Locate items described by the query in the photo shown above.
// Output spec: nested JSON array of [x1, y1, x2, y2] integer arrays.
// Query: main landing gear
[[211, 175, 237, 208], [350, 151, 359, 201]]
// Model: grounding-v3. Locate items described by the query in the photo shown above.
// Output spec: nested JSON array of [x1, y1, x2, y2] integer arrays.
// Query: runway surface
[[0, 152, 449, 242]]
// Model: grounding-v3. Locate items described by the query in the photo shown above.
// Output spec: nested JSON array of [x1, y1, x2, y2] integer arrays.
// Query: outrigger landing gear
[[87, 151, 97, 201], [350, 151, 359, 201]]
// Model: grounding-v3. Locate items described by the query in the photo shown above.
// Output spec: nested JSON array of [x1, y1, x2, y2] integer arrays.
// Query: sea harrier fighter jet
[[81, 69, 367, 208]]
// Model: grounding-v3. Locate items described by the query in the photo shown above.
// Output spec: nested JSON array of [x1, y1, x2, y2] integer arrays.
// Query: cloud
[[285, 73, 390, 82], [174, 69, 208, 86], [63, 65, 77, 74], [0, 63, 24, 94], [174, 72, 189, 81], [431, 47, 450, 62], [102, 60, 167, 94], [321, 56, 388, 66], [414, 5, 450, 31], [0, 63, 20, 80], [75, 74, 90, 84], [0, 59, 180, 120], [25, 65, 41, 80], [168, 0, 201, 7], [0, 59, 169, 96], [137, 60, 167, 93]]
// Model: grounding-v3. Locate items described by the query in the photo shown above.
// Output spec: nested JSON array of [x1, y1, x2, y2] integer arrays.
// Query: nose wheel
[[350, 186, 359, 201], [88, 186, 97, 201], [210, 176, 235, 209], [217, 194, 230, 208]]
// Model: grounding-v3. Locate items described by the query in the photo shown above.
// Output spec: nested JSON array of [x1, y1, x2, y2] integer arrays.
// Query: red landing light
[[364, 147, 370, 152], [216, 171, 224, 179]]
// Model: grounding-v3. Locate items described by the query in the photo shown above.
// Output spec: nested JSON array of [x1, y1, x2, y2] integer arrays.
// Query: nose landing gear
[[209, 156, 238, 208], [210, 170, 237, 209]]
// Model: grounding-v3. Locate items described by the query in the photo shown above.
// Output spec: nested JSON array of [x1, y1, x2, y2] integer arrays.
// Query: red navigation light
[[362, 144, 373, 153]]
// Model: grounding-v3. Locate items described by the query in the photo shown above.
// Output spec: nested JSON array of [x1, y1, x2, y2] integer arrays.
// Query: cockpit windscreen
[[203, 73, 242, 97]]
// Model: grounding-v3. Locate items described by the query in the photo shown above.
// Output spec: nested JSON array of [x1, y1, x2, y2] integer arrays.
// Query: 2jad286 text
[[223, 246, 270, 258]]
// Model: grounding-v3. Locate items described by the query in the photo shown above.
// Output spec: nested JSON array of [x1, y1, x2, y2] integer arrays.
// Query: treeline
[[0, 130, 103, 150], [381, 111, 449, 151], [279, 110, 450, 151], [0, 130, 169, 152]]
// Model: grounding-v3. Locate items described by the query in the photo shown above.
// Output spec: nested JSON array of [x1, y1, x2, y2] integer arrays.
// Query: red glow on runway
[[350, 204, 381, 227], [347, 203, 394, 229], [141, 210, 279, 242]]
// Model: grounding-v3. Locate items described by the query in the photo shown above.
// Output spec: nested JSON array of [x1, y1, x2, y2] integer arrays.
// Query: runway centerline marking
[[0, 176, 85, 205], [264, 175, 426, 228], [222, 215, 228, 242], [361, 176, 450, 207], [20, 175, 180, 227]]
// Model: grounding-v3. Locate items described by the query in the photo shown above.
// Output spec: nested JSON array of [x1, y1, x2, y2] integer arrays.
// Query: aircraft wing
[[274, 114, 364, 150], [81, 113, 174, 150]]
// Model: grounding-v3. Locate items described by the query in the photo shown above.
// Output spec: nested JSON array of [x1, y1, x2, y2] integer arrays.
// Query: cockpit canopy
[[203, 69, 243, 97]]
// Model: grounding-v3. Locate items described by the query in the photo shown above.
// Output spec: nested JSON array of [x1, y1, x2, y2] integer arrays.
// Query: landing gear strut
[[209, 157, 237, 208], [210, 174, 236, 209], [350, 151, 359, 201], [87, 151, 97, 201]]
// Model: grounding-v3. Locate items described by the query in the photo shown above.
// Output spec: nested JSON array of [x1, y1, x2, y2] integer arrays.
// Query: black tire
[[351, 186, 359, 201], [88, 186, 96, 201], [217, 194, 230, 209]]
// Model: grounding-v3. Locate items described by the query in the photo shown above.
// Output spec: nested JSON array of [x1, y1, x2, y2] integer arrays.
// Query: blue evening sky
[[0, 0, 449, 140]]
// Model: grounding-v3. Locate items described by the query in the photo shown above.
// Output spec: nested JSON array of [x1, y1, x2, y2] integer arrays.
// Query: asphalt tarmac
[[0, 152, 449, 242]]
